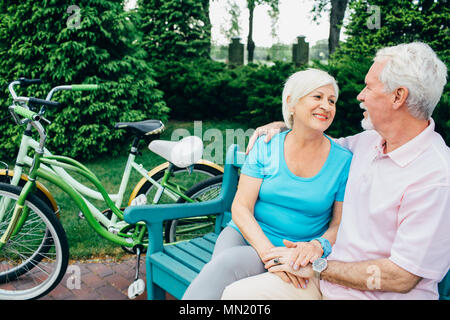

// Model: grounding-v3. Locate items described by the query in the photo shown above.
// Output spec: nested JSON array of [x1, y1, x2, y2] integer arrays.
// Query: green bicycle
[[0, 79, 223, 299]]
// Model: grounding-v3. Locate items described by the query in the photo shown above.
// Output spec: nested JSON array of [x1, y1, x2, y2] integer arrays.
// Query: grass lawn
[[44, 120, 254, 260]]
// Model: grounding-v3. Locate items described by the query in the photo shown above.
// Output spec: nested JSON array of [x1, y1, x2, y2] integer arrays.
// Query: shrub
[[0, 0, 169, 161], [331, 0, 449, 143], [152, 59, 298, 127]]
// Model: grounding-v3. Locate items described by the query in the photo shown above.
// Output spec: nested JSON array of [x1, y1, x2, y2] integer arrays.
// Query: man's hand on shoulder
[[246, 121, 287, 154]]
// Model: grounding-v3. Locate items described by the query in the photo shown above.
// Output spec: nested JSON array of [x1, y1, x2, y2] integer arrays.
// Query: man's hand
[[246, 121, 286, 154]]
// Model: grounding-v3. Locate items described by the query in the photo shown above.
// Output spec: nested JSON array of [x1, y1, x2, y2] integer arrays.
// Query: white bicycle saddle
[[148, 136, 203, 168]]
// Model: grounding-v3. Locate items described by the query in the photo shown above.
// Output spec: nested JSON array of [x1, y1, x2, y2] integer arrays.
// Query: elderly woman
[[182, 69, 352, 300]]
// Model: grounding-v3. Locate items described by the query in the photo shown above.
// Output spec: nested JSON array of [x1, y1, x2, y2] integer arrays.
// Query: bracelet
[[312, 237, 332, 258]]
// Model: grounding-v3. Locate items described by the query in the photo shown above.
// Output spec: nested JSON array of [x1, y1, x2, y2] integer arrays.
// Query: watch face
[[313, 258, 327, 272]]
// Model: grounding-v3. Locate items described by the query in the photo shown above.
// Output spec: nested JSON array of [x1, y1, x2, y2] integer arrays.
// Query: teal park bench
[[124, 144, 243, 299], [124, 144, 450, 300]]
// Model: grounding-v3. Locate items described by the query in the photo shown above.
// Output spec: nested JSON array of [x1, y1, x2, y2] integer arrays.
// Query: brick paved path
[[39, 255, 175, 300]]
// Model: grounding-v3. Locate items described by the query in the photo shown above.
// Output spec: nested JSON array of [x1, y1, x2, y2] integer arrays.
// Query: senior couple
[[182, 42, 450, 300]]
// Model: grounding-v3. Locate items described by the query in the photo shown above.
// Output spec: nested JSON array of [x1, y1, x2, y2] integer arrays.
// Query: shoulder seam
[[430, 142, 450, 185]]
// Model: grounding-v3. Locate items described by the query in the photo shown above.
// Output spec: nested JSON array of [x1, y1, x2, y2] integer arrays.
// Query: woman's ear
[[286, 95, 291, 105]]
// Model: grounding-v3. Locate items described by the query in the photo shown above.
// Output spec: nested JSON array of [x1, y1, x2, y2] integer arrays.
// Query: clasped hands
[[260, 239, 323, 289]]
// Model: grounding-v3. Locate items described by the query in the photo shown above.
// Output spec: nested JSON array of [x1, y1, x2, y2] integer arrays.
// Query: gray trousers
[[182, 226, 266, 300]]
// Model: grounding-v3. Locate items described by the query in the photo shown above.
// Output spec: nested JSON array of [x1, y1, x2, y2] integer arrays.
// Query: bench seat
[[149, 232, 219, 299]]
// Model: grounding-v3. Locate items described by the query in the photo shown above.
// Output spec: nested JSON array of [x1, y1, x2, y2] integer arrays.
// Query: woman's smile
[[312, 113, 329, 121]]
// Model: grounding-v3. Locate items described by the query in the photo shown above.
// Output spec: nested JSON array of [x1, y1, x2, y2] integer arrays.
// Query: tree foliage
[[328, 0, 449, 143], [138, 0, 211, 61], [0, 0, 168, 160]]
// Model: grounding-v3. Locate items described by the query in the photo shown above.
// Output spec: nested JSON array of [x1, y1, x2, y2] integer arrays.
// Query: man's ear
[[392, 87, 409, 110]]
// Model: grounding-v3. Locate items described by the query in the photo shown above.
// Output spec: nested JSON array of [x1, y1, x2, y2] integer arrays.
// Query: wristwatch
[[312, 258, 327, 280], [312, 237, 332, 258]]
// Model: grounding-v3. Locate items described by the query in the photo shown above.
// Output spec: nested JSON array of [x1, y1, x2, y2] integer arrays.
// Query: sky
[[210, 0, 331, 47], [125, 0, 335, 47]]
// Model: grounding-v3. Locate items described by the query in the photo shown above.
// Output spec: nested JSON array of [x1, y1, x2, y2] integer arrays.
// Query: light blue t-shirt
[[229, 130, 353, 246]]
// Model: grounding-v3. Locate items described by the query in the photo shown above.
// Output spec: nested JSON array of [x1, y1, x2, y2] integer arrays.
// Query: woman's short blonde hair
[[282, 69, 339, 128]]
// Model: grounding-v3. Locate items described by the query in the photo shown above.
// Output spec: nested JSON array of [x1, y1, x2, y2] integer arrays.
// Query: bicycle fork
[[1, 120, 46, 250], [0, 180, 35, 249]]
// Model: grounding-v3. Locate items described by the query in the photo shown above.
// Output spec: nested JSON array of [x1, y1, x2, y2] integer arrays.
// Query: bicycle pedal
[[128, 279, 145, 299], [130, 194, 147, 206]]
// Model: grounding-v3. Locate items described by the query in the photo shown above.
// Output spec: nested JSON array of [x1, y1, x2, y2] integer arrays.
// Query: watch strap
[[313, 237, 332, 258]]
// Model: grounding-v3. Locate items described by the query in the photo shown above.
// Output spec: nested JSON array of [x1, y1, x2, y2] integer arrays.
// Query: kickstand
[[128, 246, 145, 299], [134, 246, 142, 281]]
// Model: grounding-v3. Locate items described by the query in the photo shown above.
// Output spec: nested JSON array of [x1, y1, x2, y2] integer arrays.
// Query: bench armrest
[[124, 197, 225, 225]]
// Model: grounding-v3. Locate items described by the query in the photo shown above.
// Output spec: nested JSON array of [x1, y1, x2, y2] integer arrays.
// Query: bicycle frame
[[1, 80, 215, 251], [5, 124, 200, 241]]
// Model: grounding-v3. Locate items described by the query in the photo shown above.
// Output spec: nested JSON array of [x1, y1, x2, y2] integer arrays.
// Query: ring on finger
[[273, 258, 280, 264]]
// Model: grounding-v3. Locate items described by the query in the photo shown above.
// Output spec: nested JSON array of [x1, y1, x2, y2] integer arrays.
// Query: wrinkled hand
[[246, 122, 285, 154], [259, 246, 308, 289], [267, 258, 314, 279], [286, 239, 323, 269], [261, 240, 322, 288], [265, 240, 323, 270], [261, 242, 316, 289]]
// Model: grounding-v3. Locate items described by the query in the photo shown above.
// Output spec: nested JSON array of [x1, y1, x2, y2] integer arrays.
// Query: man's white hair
[[374, 42, 447, 120], [282, 68, 339, 128]]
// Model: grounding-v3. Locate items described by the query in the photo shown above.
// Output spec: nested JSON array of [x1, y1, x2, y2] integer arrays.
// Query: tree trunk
[[329, 0, 349, 55], [200, 0, 211, 57], [247, 2, 255, 63]]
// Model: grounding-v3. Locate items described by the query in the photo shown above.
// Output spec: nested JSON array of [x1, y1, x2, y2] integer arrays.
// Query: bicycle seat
[[114, 120, 164, 136], [149, 136, 203, 168]]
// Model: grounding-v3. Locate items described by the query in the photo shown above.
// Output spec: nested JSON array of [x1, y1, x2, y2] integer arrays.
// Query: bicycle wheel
[[0, 171, 59, 216], [165, 175, 223, 243], [128, 161, 223, 206], [0, 182, 69, 300]]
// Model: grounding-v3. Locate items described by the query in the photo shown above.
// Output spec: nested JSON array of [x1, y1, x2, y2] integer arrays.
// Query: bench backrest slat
[[212, 145, 244, 234]]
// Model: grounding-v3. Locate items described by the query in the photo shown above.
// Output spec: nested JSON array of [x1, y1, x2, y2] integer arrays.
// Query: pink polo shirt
[[320, 119, 450, 299]]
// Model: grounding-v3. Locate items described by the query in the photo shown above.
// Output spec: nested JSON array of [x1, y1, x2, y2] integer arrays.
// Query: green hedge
[[153, 59, 298, 125], [154, 57, 448, 144], [0, 1, 169, 161]]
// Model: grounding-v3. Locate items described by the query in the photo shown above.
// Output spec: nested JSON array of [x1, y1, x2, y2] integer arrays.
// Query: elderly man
[[221, 42, 449, 300]]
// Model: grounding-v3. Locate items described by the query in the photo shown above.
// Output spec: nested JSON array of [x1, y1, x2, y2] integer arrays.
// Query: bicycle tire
[[0, 171, 59, 216], [0, 182, 69, 300], [129, 162, 223, 206], [128, 162, 222, 248], [165, 175, 223, 243]]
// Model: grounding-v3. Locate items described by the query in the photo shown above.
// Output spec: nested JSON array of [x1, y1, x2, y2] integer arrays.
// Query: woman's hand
[[284, 239, 323, 269], [265, 240, 323, 269], [258, 247, 304, 287], [246, 121, 286, 154], [267, 258, 314, 279], [261, 244, 315, 289]]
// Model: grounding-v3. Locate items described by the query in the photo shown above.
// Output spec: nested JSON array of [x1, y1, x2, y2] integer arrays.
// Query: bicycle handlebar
[[28, 97, 61, 108], [12, 105, 39, 121], [18, 77, 42, 87], [71, 84, 99, 91]]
